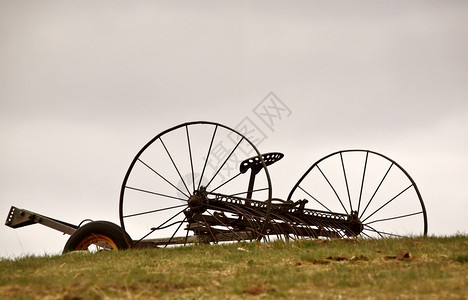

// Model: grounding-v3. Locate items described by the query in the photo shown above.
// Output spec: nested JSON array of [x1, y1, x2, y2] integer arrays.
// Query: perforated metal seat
[[240, 152, 284, 174]]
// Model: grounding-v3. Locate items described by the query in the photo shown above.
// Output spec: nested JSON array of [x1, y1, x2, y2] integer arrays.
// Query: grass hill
[[1, 235, 467, 299]]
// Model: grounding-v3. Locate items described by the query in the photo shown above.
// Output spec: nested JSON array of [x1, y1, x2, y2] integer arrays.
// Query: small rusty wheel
[[63, 221, 129, 253], [288, 150, 428, 238], [75, 234, 118, 251], [119, 121, 273, 248]]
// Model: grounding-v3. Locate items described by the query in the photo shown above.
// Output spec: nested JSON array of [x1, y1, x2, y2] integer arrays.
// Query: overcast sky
[[1, 1, 467, 257]]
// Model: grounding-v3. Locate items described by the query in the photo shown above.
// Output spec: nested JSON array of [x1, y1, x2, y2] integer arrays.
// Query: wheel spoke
[[340, 152, 353, 212], [134, 220, 185, 246], [365, 211, 423, 226], [317, 164, 348, 214], [137, 158, 190, 198], [160, 137, 191, 196], [362, 184, 413, 223], [360, 162, 393, 219], [123, 203, 187, 219], [298, 185, 332, 212], [133, 208, 187, 245], [151, 207, 187, 231], [125, 186, 187, 202], [186, 125, 196, 193], [205, 137, 244, 189], [209, 172, 243, 193], [228, 187, 269, 197], [357, 151, 369, 213], [198, 125, 218, 190]]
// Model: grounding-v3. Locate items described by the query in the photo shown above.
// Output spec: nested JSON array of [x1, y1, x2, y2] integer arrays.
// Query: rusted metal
[[5, 121, 428, 252], [5, 206, 78, 235], [119, 122, 428, 249]]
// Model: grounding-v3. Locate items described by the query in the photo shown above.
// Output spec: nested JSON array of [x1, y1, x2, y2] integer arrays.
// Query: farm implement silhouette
[[6, 121, 428, 252]]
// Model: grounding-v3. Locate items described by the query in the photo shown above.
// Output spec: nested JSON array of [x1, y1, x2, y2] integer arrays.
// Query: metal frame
[[5, 206, 78, 235], [4, 122, 428, 251]]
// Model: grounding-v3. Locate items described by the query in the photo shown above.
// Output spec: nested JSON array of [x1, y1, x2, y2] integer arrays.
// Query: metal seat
[[240, 152, 284, 174]]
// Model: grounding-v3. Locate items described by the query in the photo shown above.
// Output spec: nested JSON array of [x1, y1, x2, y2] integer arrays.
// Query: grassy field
[[1, 235, 467, 299]]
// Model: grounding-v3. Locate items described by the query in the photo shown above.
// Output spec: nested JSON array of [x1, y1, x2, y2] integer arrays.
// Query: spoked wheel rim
[[75, 235, 118, 252], [119, 121, 273, 248], [287, 150, 428, 238]]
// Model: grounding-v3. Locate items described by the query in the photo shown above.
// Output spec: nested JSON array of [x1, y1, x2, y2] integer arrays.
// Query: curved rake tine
[[184, 224, 190, 246], [363, 225, 384, 238], [288, 214, 317, 238], [243, 207, 272, 241], [274, 213, 304, 239], [232, 204, 267, 239], [266, 212, 291, 240], [313, 218, 343, 239], [164, 216, 187, 248], [221, 204, 263, 240], [295, 215, 320, 238], [199, 214, 217, 244], [278, 214, 300, 239], [205, 209, 244, 241], [360, 230, 373, 239], [255, 209, 277, 239], [286, 216, 311, 240], [364, 224, 404, 238]]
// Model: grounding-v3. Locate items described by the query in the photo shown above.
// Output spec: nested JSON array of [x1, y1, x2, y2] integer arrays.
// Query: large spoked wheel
[[288, 150, 428, 238], [119, 121, 273, 248]]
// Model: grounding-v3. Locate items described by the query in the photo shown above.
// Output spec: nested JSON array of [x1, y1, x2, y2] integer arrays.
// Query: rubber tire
[[63, 221, 130, 253]]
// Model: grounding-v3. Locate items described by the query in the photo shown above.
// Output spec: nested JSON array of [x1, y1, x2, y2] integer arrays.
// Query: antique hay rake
[[6, 121, 428, 253]]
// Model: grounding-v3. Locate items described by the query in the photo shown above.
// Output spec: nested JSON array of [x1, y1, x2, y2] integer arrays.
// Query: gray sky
[[1, 1, 467, 257]]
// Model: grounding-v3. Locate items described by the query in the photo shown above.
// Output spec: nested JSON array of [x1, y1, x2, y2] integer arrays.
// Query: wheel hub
[[346, 211, 363, 236], [188, 187, 208, 211]]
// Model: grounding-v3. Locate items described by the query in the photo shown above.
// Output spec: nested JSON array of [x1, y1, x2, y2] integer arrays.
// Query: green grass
[[1, 235, 468, 299]]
